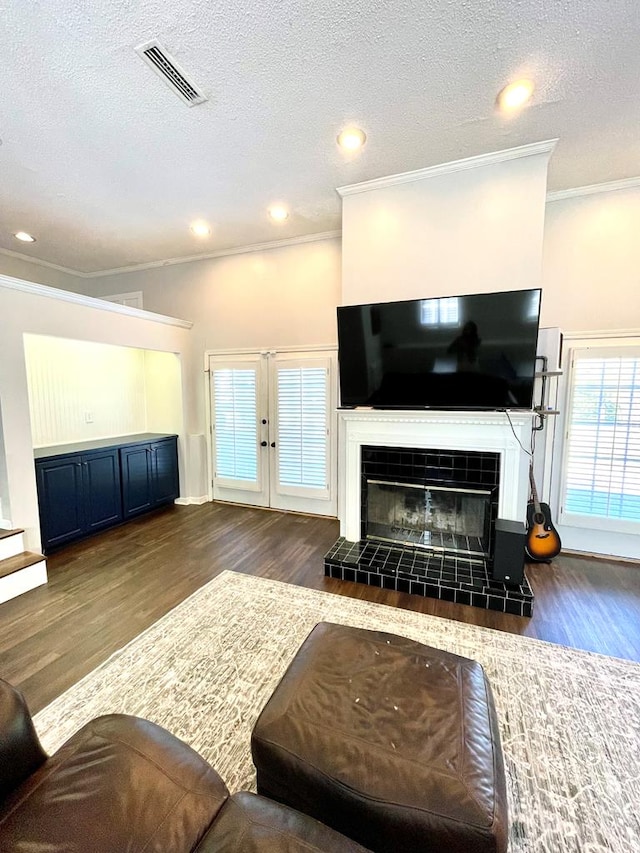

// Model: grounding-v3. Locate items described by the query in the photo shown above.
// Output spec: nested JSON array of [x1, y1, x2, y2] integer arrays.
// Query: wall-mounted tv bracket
[[533, 355, 562, 431]]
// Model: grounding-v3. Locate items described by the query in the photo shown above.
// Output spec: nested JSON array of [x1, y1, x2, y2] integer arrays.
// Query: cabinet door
[[35, 456, 85, 549], [120, 445, 153, 518], [151, 438, 179, 505], [82, 450, 123, 532]]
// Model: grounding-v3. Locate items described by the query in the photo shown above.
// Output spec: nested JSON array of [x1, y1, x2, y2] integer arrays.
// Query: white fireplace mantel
[[338, 409, 535, 542]]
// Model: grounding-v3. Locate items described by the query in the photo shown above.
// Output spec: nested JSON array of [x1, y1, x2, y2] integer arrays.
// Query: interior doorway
[[208, 348, 337, 516]]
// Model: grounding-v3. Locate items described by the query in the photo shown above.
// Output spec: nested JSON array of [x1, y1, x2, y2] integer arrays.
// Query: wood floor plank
[[0, 502, 639, 714]]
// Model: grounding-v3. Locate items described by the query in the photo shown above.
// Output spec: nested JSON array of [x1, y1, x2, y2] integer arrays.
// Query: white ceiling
[[1, 0, 638, 276]]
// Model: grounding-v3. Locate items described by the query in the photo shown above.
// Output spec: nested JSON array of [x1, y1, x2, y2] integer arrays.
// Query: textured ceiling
[[1, 0, 639, 275]]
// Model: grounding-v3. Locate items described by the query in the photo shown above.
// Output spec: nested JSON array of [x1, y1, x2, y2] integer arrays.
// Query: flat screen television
[[337, 288, 541, 410]]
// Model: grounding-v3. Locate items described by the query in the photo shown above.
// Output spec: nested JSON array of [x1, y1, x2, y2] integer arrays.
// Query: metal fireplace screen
[[365, 479, 492, 557]]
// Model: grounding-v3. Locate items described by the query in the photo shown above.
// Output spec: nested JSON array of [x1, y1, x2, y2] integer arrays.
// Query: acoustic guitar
[[525, 465, 561, 562]]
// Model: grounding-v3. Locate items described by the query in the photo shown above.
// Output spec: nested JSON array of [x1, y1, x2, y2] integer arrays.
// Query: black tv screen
[[337, 288, 541, 410]]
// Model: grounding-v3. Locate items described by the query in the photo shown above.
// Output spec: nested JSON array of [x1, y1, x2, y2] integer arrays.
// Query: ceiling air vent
[[135, 40, 208, 107]]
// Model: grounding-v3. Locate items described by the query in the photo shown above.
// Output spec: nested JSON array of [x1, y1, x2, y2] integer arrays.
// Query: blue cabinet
[[35, 434, 179, 552], [120, 444, 154, 518], [35, 455, 85, 549], [36, 448, 122, 550], [121, 437, 179, 519]]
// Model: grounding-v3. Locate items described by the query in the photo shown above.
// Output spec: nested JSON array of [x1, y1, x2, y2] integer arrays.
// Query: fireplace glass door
[[365, 479, 491, 557]]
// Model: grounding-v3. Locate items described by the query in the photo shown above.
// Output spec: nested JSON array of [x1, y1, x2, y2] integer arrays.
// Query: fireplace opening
[[365, 479, 491, 558], [360, 445, 500, 562]]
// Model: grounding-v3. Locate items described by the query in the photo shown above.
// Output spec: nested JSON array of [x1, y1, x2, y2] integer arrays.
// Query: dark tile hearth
[[324, 537, 534, 617]]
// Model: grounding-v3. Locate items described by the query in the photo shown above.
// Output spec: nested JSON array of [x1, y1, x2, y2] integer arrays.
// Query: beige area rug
[[34, 570, 639, 852]]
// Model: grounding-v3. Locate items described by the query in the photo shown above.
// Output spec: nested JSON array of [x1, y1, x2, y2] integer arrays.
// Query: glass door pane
[[209, 354, 269, 507], [269, 352, 337, 516]]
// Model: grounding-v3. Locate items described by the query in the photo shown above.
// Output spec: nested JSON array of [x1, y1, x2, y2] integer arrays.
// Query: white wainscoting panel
[[24, 335, 147, 447]]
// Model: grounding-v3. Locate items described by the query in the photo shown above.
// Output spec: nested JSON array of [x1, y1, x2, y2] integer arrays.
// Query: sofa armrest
[[0, 679, 47, 800], [0, 713, 230, 852]]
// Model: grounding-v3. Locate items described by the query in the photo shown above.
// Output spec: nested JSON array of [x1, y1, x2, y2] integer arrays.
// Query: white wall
[[0, 404, 10, 525], [340, 148, 552, 306], [0, 252, 82, 291], [81, 237, 342, 350], [144, 350, 184, 437], [0, 277, 192, 550], [542, 185, 640, 333]]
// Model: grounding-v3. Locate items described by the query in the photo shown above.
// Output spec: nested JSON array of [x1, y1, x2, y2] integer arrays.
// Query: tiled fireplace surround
[[324, 410, 535, 616]]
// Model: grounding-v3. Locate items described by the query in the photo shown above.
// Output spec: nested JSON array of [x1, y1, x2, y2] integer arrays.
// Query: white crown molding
[[0, 230, 342, 280], [0, 274, 193, 329], [337, 139, 559, 197], [0, 246, 85, 278], [546, 176, 640, 203], [82, 230, 342, 279]]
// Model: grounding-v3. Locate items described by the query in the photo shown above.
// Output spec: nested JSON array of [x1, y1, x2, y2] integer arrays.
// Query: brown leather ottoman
[[251, 622, 509, 853]]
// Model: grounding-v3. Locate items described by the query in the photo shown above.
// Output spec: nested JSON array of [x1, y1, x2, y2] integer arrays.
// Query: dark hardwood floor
[[1, 502, 639, 714]]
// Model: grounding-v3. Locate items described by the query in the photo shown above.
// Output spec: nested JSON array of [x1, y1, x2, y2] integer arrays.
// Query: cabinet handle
[[270, 442, 276, 448], [260, 441, 267, 447]]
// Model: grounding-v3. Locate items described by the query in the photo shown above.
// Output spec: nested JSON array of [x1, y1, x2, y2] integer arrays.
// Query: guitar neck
[[529, 465, 542, 515]]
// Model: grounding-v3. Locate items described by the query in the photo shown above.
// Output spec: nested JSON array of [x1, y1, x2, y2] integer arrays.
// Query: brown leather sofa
[[0, 678, 369, 852]]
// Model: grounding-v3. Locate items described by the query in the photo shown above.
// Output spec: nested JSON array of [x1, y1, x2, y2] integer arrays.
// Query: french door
[[208, 349, 337, 516]]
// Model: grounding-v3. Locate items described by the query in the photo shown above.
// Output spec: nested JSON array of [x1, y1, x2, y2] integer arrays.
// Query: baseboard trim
[[561, 548, 640, 567], [174, 496, 210, 506]]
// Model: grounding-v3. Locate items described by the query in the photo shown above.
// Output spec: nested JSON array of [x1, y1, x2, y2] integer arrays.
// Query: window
[[560, 346, 640, 532], [420, 297, 459, 326]]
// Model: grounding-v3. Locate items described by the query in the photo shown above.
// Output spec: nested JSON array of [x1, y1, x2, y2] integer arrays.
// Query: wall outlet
[[84, 411, 94, 423]]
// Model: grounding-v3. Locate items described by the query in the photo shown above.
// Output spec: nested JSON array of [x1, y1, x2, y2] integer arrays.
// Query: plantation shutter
[[213, 367, 258, 484], [420, 297, 459, 326], [274, 362, 330, 497], [561, 347, 640, 531]]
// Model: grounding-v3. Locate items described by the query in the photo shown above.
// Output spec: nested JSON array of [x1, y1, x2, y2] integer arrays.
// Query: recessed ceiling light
[[337, 127, 367, 151], [190, 221, 211, 237], [14, 231, 36, 243], [497, 79, 535, 111], [268, 205, 289, 222]]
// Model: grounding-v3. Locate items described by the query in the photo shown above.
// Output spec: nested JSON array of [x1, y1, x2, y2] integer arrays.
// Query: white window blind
[[420, 297, 459, 326], [277, 367, 327, 489], [213, 369, 258, 482], [562, 350, 640, 525]]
